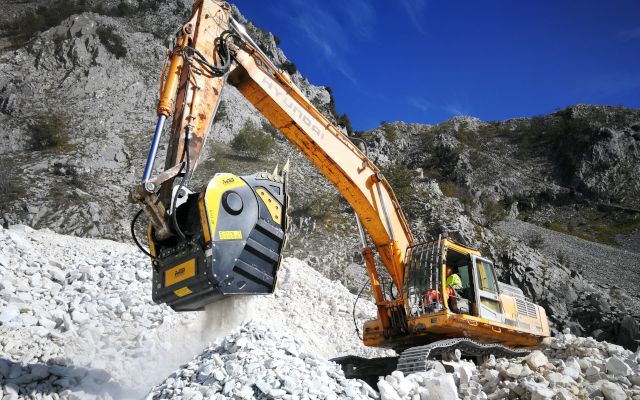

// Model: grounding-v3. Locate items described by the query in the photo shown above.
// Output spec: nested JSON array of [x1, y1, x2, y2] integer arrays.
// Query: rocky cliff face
[[0, 0, 335, 239], [1, 0, 638, 352]]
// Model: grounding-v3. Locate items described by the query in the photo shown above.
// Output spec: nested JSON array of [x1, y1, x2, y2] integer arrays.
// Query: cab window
[[475, 259, 497, 293], [458, 265, 471, 289]]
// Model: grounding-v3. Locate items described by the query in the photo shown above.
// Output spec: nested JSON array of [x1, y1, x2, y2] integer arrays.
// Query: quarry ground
[[1, 225, 640, 399]]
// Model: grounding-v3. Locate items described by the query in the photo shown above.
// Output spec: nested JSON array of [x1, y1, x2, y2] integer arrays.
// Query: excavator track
[[397, 338, 531, 374]]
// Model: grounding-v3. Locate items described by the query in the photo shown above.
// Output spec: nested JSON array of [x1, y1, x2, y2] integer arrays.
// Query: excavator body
[[129, 0, 550, 375]]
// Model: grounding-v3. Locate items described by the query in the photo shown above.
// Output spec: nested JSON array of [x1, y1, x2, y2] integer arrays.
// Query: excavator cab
[[363, 236, 549, 351], [403, 237, 507, 320], [403, 238, 480, 318]]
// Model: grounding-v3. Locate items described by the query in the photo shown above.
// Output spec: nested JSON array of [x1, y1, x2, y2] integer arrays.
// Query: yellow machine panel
[[174, 287, 193, 297], [219, 230, 243, 240], [164, 259, 196, 287]]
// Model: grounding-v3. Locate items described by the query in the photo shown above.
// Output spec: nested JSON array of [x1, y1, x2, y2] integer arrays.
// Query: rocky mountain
[[0, 0, 335, 240], [0, 0, 638, 364]]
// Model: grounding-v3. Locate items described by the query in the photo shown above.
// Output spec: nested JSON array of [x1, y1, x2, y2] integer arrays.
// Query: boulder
[[499, 363, 523, 379], [0, 305, 19, 324], [526, 350, 548, 369], [600, 381, 627, 400], [522, 381, 556, 400], [605, 356, 633, 377], [421, 372, 459, 400], [377, 380, 402, 400]]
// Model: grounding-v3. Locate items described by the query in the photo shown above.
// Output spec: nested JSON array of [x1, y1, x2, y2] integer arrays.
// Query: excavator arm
[[227, 33, 415, 287], [130, 0, 413, 314]]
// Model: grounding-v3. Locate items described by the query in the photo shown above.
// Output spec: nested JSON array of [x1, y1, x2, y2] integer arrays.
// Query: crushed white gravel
[[0, 225, 383, 399], [2, 225, 639, 400]]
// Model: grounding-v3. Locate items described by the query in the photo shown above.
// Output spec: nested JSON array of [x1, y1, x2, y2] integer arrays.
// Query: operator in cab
[[446, 267, 463, 313]]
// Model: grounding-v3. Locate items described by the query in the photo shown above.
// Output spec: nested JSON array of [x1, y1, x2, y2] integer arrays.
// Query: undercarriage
[[333, 338, 531, 387]]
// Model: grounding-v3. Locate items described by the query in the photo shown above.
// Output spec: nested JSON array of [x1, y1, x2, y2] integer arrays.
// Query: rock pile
[[3, 225, 640, 399], [0, 225, 198, 399], [0, 225, 383, 399], [151, 320, 464, 400], [146, 325, 640, 400], [147, 322, 379, 400], [371, 329, 640, 400]]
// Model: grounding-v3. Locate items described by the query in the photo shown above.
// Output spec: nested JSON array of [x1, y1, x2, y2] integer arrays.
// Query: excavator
[[129, 0, 550, 379]]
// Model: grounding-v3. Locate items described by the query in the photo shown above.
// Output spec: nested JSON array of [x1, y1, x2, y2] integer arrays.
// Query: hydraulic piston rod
[[142, 115, 167, 182]]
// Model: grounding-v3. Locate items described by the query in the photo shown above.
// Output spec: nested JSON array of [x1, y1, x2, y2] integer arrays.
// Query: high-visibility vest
[[446, 273, 462, 290]]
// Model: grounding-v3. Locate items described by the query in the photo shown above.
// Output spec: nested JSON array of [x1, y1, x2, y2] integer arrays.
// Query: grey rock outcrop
[[0, 1, 336, 241]]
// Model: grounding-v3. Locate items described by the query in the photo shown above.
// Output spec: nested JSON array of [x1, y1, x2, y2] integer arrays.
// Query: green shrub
[[324, 86, 354, 135], [273, 35, 281, 45], [292, 193, 345, 221], [516, 113, 599, 183], [438, 181, 461, 198], [382, 123, 397, 142], [6, 0, 169, 46], [97, 26, 127, 59], [545, 214, 640, 247], [422, 139, 463, 179], [556, 250, 567, 265], [262, 121, 279, 138], [382, 165, 414, 205], [495, 237, 512, 254], [213, 100, 227, 122], [230, 121, 275, 159], [455, 127, 476, 145], [527, 233, 545, 249], [326, 86, 338, 118], [30, 112, 73, 152], [115, 0, 136, 16], [7, 0, 89, 44], [280, 60, 297, 75], [438, 180, 473, 210], [423, 168, 441, 179], [483, 200, 506, 227], [337, 113, 353, 135], [0, 159, 26, 202]]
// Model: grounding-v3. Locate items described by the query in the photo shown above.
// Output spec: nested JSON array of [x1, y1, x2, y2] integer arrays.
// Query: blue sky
[[233, 0, 640, 130]]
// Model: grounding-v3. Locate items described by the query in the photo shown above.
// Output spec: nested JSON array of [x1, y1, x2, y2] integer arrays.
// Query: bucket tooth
[[282, 159, 290, 176]]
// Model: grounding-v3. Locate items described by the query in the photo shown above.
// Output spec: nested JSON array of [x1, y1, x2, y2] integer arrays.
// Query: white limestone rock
[[526, 350, 549, 370], [600, 381, 628, 400], [605, 356, 633, 377]]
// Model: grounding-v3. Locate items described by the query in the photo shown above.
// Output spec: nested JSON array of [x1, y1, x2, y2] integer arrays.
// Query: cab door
[[471, 256, 503, 323]]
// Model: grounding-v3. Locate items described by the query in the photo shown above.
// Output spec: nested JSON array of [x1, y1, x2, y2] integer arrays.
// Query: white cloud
[[406, 96, 432, 112], [443, 104, 466, 116], [343, 0, 376, 40], [399, 0, 427, 34], [278, 0, 376, 85]]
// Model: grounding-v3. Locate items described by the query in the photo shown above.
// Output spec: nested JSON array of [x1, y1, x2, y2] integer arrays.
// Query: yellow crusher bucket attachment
[[148, 171, 288, 311]]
